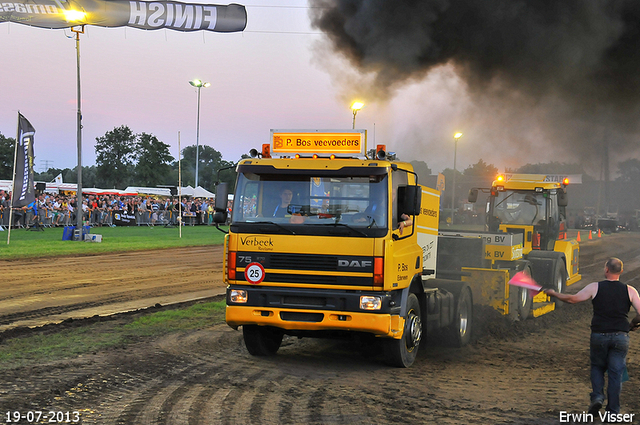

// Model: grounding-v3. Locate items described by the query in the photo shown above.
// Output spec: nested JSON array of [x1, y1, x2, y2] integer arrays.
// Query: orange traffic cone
[[598, 229, 602, 238], [577, 232, 581, 242], [589, 231, 593, 240]]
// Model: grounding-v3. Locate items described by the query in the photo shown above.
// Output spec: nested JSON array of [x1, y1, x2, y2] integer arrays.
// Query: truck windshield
[[231, 172, 389, 236], [491, 190, 547, 226]]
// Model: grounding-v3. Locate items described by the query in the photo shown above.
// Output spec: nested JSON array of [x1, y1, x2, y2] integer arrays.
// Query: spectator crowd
[[0, 189, 223, 229]]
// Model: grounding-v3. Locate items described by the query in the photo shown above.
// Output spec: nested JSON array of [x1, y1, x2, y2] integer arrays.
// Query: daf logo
[[338, 260, 372, 268]]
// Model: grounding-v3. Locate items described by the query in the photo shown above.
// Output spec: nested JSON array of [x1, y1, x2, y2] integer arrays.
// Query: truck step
[[531, 301, 555, 318]]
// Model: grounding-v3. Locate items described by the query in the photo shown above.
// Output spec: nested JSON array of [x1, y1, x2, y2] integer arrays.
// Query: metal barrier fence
[[0, 208, 220, 229]]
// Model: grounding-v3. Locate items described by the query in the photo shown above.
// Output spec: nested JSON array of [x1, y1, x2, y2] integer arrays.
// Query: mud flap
[[461, 268, 510, 315]]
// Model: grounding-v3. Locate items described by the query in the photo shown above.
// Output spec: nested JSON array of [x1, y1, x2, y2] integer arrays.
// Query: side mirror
[[468, 188, 478, 203], [213, 183, 229, 224], [215, 183, 229, 211], [558, 189, 568, 207], [213, 211, 227, 224], [398, 185, 422, 216]]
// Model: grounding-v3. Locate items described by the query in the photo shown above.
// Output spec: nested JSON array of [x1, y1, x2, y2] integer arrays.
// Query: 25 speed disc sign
[[244, 262, 265, 284]]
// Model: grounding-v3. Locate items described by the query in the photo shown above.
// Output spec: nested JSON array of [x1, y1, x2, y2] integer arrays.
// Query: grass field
[[0, 225, 226, 259]]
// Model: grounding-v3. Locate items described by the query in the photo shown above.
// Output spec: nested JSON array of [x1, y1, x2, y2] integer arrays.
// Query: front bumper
[[226, 285, 404, 338]]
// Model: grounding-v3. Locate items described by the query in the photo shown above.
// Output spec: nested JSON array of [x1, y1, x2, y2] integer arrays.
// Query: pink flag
[[508, 271, 542, 293]]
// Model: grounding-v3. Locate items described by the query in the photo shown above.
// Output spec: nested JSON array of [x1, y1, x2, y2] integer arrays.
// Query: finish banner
[[12, 113, 36, 208], [0, 0, 246, 32]]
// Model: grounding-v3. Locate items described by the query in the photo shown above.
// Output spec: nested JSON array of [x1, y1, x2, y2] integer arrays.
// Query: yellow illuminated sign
[[270, 129, 366, 155]]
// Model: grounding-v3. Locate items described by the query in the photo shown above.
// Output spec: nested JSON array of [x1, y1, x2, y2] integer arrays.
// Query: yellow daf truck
[[212, 131, 579, 367]]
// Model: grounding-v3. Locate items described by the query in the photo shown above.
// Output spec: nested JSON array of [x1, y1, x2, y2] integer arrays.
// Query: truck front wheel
[[243, 325, 284, 356], [384, 293, 422, 368]]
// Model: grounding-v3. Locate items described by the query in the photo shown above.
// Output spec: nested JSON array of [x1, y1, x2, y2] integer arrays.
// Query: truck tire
[[447, 285, 473, 347], [552, 261, 566, 309], [510, 266, 533, 320], [243, 325, 284, 356], [384, 293, 422, 368]]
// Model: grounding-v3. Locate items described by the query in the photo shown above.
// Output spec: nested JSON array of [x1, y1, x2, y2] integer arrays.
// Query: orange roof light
[[496, 175, 504, 182], [261, 144, 271, 158], [563, 177, 569, 185]]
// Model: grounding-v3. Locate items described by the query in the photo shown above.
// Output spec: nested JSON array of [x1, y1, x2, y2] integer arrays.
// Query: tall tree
[[60, 166, 98, 187], [179, 144, 239, 191], [616, 158, 640, 182], [463, 159, 498, 182], [34, 167, 65, 183], [135, 133, 174, 187], [95, 126, 137, 189], [410, 160, 432, 185], [0, 133, 15, 180]]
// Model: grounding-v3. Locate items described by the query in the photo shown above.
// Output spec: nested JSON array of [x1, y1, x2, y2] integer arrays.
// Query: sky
[[2, 1, 639, 179]]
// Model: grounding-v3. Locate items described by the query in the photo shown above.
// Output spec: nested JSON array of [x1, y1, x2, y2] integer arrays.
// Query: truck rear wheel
[[243, 325, 284, 356], [510, 266, 533, 320], [384, 293, 422, 368], [552, 261, 566, 309], [447, 285, 473, 347]]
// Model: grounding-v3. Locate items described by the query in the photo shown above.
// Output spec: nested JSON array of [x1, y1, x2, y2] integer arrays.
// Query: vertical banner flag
[[12, 113, 36, 208], [0, 1, 246, 32]]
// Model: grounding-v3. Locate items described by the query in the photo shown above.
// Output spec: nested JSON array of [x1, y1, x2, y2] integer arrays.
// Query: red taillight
[[374, 257, 384, 287], [533, 232, 541, 249], [228, 251, 236, 280]]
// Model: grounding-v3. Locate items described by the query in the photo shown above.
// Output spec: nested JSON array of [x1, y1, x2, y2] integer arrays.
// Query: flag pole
[[178, 131, 182, 239], [7, 112, 20, 245]]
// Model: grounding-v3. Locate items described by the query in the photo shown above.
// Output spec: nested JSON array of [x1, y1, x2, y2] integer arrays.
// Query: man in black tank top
[[546, 258, 640, 417]]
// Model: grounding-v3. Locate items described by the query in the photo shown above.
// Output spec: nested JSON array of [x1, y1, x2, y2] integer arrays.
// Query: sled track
[[2, 235, 640, 424]]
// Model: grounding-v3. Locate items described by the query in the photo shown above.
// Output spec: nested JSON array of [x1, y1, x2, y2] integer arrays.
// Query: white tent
[[124, 186, 172, 197], [192, 186, 216, 198], [179, 185, 195, 196], [178, 186, 215, 198]]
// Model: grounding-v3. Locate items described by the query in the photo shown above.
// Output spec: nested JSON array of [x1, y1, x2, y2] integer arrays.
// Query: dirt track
[[1, 234, 640, 424], [0, 246, 227, 331]]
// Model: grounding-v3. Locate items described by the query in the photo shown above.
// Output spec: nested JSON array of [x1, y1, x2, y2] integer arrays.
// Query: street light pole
[[351, 101, 364, 129], [189, 79, 210, 187], [72, 24, 85, 239], [451, 132, 463, 225]]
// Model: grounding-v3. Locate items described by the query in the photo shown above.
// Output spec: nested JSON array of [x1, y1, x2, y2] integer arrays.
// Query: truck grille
[[283, 296, 327, 306], [235, 252, 375, 287], [269, 253, 337, 270]]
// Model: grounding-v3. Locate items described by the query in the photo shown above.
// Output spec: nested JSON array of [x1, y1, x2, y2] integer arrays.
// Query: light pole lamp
[[451, 132, 463, 225], [189, 79, 210, 187], [351, 101, 364, 129]]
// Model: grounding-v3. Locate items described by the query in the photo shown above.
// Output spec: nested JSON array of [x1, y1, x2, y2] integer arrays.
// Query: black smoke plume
[[309, 0, 640, 164]]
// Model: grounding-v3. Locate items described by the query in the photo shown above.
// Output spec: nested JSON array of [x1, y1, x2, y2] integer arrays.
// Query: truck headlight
[[230, 289, 248, 303], [360, 296, 382, 310]]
